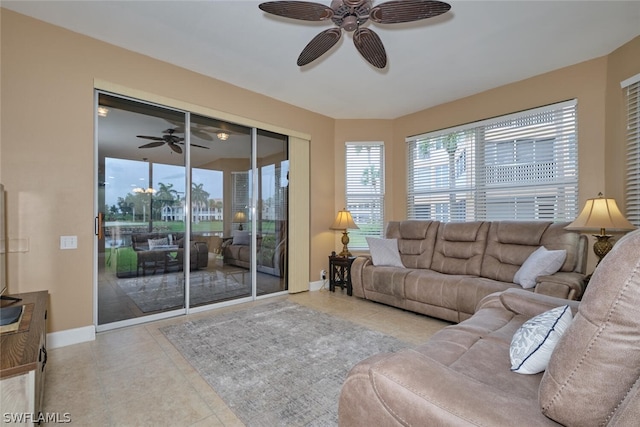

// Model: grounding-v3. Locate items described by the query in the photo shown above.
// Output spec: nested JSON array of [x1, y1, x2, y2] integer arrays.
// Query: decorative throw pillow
[[510, 305, 572, 374], [232, 231, 250, 246], [366, 237, 404, 267], [148, 237, 168, 250], [514, 246, 567, 289]]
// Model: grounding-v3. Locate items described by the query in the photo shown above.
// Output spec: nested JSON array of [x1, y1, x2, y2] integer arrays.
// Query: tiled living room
[[1, 1, 640, 426]]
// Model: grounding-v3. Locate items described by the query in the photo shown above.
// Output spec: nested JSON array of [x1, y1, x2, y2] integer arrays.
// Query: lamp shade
[[330, 209, 359, 231], [565, 194, 636, 233], [233, 211, 246, 223]]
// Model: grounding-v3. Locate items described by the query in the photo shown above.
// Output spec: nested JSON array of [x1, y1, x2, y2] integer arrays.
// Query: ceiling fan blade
[[138, 141, 166, 149], [297, 28, 342, 66], [168, 143, 183, 154], [353, 28, 387, 68], [137, 135, 164, 141], [259, 1, 334, 21], [192, 129, 214, 141], [191, 143, 210, 150], [370, 0, 451, 24], [176, 141, 210, 149]]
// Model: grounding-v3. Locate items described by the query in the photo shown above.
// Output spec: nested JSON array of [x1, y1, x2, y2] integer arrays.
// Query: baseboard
[[47, 325, 95, 349], [309, 280, 325, 292]]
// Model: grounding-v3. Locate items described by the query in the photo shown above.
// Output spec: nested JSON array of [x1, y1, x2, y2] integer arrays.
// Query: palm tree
[[191, 182, 209, 223], [444, 132, 461, 221], [154, 182, 179, 220]]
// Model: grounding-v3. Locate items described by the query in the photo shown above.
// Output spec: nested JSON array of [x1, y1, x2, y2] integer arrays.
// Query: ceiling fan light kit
[[259, 0, 451, 68]]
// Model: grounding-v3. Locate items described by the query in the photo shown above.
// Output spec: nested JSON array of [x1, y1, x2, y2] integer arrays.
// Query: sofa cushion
[[510, 305, 572, 374], [481, 221, 552, 283], [496, 221, 550, 245], [539, 228, 640, 425], [385, 220, 439, 269], [514, 246, 567, 289], [539, 222, 583, 273], [363, 266, 410, 299], [430, 221, 489, 276]]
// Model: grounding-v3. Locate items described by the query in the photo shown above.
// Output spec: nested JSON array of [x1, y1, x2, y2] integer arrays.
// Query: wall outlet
[[320, 269, 327, 281]]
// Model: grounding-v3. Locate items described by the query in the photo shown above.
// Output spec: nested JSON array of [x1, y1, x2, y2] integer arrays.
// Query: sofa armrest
[[534, 271, 586, 300], [499, 288, 579, 318], [193, 241, 208, 253], [350, 255, 372, 298]]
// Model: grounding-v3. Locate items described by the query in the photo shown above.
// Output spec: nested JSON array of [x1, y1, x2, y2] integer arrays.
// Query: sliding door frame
[[93, 80, 310, 329]]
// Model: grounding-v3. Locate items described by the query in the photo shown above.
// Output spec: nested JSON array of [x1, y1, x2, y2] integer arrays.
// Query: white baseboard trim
[[309, 280, 326, 292], [47, 325, 96, 349]]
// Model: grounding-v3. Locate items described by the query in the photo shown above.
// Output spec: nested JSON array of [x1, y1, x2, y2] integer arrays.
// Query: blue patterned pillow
[[510, 305, 573, 374]]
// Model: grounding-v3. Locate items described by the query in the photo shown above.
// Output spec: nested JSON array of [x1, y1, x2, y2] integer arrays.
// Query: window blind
[[345, 142, 384, 248], [624, 74, 640, 226], [406, 100, 578, 222]]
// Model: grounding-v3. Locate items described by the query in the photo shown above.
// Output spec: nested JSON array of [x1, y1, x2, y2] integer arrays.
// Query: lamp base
[[338, 230, 352, 257], [592, 234, 613, 264]]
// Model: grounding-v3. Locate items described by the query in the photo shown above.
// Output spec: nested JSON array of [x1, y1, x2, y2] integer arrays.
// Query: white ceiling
[[3, 0, 640, 119]]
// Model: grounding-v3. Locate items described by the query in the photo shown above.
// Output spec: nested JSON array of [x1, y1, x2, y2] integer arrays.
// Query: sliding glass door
[[187, 114, 254, 307], [96, 91, 289, 329]]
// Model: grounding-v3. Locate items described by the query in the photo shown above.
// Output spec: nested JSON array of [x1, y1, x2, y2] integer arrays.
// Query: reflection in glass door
[[188, 115, 254, 307], [97, 93, 187, 327], [96, 92, 290, 329], [256, 130, 288, 296]]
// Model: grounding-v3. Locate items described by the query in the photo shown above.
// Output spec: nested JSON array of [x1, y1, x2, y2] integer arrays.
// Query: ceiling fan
[[258, 0, 451, 68], [137, 128, 210, 154]]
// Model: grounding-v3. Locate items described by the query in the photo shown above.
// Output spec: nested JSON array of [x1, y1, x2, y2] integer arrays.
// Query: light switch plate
[[60, 235, 77, 250]]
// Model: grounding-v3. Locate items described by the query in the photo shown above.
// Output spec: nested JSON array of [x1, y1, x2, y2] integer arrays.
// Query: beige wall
[[0, 10, 335, 333], [2, 7, 639, 334]]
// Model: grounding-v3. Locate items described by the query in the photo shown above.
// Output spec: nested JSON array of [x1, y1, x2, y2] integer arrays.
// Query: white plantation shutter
[[407, 100, 578, 222], [345, 142, 384, 249], [232, 171, 250, 221], [624, 74, 640, 226]]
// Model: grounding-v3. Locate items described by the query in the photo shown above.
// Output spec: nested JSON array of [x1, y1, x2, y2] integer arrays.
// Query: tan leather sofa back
[[539, 228, 640, 425], [385, 220, 439, 269], [430, 221, 490, 276]]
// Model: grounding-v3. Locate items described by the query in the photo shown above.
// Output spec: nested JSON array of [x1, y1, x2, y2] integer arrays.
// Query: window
[[345, 142, 384, 249], [624, 73, 640, 226], [407, 100, 578, 222]]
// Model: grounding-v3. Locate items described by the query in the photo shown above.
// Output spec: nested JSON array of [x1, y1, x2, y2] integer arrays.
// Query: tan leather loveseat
[[351, 220, 588, 323], [339, 228, 640, 426]]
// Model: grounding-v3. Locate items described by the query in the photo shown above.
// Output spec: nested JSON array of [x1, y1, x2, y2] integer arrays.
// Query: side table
[[329, 253, 356, 296]]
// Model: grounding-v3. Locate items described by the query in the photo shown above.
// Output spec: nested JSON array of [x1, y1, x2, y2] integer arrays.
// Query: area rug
[[118, 271, 250, 313], [161, 300, 410, 426]]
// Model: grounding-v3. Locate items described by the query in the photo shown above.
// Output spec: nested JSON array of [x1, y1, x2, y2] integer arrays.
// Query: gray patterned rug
[[161, 300, 410, 426], [118, 271, 250, 312]]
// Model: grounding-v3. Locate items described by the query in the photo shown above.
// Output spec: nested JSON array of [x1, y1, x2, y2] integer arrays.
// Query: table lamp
[[233, 211, 247, 230], [565, 193, 636, 263], [330, 209, 359, 257]]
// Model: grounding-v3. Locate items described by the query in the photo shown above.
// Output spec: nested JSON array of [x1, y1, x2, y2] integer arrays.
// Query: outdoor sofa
[[131, 232, 208, 276]]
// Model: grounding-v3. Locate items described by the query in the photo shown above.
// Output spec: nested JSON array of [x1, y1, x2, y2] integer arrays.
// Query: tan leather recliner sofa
[[351, 220, 588, 323], [339, 228, 640, 426]]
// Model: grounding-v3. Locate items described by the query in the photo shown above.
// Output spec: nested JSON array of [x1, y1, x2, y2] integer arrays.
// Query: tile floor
[[42, 289, 451, 426]]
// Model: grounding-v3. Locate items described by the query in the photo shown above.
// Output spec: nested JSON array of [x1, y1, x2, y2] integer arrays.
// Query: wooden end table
[[329, 253, 356, 296]]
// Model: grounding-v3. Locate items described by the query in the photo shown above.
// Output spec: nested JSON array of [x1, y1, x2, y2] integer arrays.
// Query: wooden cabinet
[[1, 291, 48, 425]]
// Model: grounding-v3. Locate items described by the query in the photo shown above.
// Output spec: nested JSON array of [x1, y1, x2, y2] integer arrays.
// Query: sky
[[104, 158, 222, 208]]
